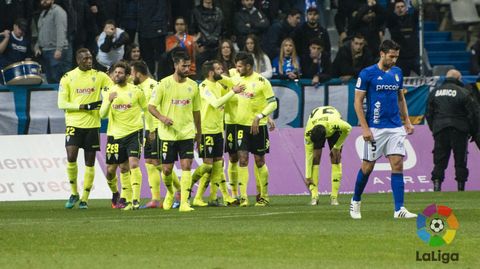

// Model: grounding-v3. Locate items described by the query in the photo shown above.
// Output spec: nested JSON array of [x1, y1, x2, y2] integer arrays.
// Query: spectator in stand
[[191, 0, 224, 69], [254, 0, 281, 24], [332, 33, 373, 82], [0, 18, 32, 71], [295, 6, 331, 57], [118, 0, 138, 43], [272, 37, 301, 80], [96, 20, 129, 72], [350, 0, 385, 57], [137, 0, 168, 79], [471, 38, 480, 75], [165, 17, 197, 78], [386, 0, 419, 76], [0, 0, 34, 34], [56, 0, 98, 64], [301, 37, 331, 85], [34, 0, 71, 83], [262, 8, 302, 60], [124, 43, 142, 62], [244, 34, 272, 79], [217, 39, 236, 74], [335, 0, 366, 46], [234, 0, 270, 50], [217, 0, 236, 40], [88, 0, 120, 32]]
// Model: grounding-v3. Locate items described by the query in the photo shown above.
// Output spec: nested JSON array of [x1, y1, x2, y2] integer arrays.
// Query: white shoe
[[310, 196, 319, 206], [330, 196, 339, 206], [350, 199, 361, 219], [394, 207, 417, 219]]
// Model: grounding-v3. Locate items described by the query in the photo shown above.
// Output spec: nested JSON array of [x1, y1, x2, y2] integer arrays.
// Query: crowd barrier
[[0, 76, 479, 135], [1, 126, 479, 201]]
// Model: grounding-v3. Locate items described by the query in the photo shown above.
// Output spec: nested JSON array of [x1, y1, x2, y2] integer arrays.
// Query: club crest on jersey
[[92, 77, 96, 82], [395, 74, 400, 82]]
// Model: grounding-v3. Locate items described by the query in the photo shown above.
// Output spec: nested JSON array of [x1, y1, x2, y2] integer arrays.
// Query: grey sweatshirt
[[36, 4, 68, 51]]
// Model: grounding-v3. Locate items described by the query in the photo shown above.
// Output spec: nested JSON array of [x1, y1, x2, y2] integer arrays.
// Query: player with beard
[[58, 48, 113, 209], [129, 61, 182, 209], [148, 51, 201, 212], [350, 40, 417, 219], [99, 62, 150, 210], [189, 60, 245, 206], [233, 52, 277, 207]]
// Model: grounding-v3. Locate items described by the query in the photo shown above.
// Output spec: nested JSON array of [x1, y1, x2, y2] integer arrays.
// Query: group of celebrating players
[[58, 39, 418, 219]]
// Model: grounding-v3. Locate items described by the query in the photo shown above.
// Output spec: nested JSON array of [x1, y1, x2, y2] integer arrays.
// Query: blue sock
[[353, 169, 369, 201], [391, 173, 404, 211]]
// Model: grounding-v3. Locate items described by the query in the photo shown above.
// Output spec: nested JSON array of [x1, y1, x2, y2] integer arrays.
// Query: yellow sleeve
[[138, 87, 153, 130], [99, 90, 111, 119], [202, 87, 235, 109], [192, 84, 201, 112], [260, 79, 277, 116], [57, 76, 80, 111], [333, 119, 352, 150], [305, 142, 314, 179], [149, 82, 163, 106]]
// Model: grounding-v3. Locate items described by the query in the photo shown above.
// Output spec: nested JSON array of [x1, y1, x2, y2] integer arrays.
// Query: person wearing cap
[[0, 18, 32, 72], [426, 69, 480, 192]]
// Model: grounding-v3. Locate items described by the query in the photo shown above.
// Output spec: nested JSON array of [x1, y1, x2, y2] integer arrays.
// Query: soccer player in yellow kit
[[58, 48, 113, 209], [304, 106, 352, 206], [190, 60, 245, 207], [99, 62, 150, 210], [233, 52, 278, 207], [148, 51, 201, 212]]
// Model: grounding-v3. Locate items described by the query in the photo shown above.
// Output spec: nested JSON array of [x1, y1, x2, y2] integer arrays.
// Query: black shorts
[[106, 130, 143, 165], [144, 129, 160, 159], [65, 126, 100, 151], [160, 139, 194, 164], [314, 131, 341, 150], [237, 124, 270, 156], [199, 133, 224, 158], [224, 124, 238, 154]]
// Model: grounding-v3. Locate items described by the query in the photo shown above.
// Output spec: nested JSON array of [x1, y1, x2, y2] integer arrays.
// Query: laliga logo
[[415, 204, 460, 264], [417, 204, 459, 246], [354, 136, 417, 171]]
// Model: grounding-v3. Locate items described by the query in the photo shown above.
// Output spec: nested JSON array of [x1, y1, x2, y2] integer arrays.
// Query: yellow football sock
[[146, 163, 161, 200], [81, 166, 95, 202], [238, 166, 249, 199], [228, 161, 238, 197], [180, 170, 192, 206], [120, 171, 132, 202], [257, 164, 269, 199], [331, 164, 342, 198], [208, 179, 218, 202], [66, 162, 78, 195], [192, 164, 212, 187], [194, 172, 210, 200], [162, 172, 174, 195], [172, 170, 181, 192], [106, 174, 118, 193], [131, 167, 143, 201], [213, 160, 231, 199], [254, 164, 261, 195], [311, 165, 319, 199]]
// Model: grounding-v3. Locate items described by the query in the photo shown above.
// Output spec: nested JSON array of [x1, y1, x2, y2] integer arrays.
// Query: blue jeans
[[41, 48, 72, 83]]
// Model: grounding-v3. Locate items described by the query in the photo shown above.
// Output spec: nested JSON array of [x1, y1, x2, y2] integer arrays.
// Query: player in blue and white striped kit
[[350, 40, 417, 219]]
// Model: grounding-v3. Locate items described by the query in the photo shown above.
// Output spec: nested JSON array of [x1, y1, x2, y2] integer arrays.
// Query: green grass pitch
[[0, 192, 478, 269]]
